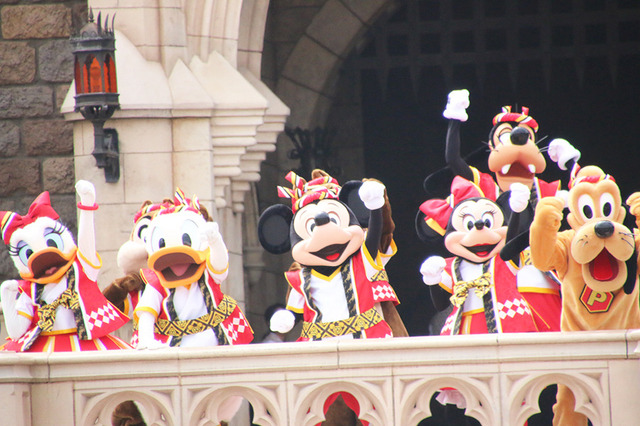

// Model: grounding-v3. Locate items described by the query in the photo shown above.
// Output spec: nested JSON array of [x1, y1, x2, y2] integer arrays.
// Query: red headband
[[492, 105, 539, 132], [0, 192, 59, 245]]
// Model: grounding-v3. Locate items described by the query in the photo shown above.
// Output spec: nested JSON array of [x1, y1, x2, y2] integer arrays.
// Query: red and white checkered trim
[[86, 303, 121, 331], [224, 315, 249, 342], [372, 283, 397, 302], [497, 298, 531, 319]]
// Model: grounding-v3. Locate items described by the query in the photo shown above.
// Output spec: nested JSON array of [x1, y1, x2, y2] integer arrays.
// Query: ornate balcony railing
[[0, 330, 639, 426]]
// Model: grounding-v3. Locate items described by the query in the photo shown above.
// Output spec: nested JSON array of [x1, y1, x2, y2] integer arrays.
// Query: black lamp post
[[70, 9, 120, 183]]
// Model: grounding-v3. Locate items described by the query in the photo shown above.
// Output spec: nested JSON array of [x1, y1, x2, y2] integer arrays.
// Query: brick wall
[[0, 1, 86, 280]]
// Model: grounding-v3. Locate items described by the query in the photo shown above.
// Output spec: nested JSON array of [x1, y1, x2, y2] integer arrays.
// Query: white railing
[[0, 330, 639, 426]]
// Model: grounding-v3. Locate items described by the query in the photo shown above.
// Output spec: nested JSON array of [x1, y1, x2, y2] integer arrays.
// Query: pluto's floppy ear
[[339, 180, 369, 227], [258, 204, 293, 254], [624, 247, 637, 295]]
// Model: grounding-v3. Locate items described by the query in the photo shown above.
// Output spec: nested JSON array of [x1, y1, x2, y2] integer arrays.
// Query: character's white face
[[8, 217, 76, 280], [145, 210, 208, 256]]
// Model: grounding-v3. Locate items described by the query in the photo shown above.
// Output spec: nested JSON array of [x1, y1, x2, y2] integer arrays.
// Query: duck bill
[[22, 247, 77, 284], [147, 246, 207, 288]]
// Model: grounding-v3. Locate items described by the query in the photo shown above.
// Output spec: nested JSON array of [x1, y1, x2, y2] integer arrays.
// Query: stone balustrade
[[0, 330, 638, 426]]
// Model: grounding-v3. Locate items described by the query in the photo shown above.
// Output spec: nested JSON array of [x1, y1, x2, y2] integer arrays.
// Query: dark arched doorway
[[328, 0, 640, 336]]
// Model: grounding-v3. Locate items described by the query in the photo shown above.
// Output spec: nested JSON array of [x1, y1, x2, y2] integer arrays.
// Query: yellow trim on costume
[[41, 328, 77, 336], [123, 297, 131, 317], [70, 335, 80, 352], [380, 239, 398, 258], [207, 258, 229, 275], [425, 218, 446, 236], [43, 336, 55, 352], [461, 308, 484, 316], [78, 250, 102, 269], [17, 311, 33, 320], [311, 267, 341, 281], [133, 306, 158, 322], [507, 258, 522, 271], [518, 287, 559, 295], [95, 338, 107, 351], [439, 282, 452, 293], [286, 304, 304, 314], [362, 244, 383, 271]]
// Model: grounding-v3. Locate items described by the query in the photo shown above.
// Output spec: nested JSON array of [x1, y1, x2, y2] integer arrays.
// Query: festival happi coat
[[0, 182, 130, 352]]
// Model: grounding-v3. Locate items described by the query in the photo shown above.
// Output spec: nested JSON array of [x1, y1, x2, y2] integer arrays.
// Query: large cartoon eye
[[134, 217, 152, 243], [498, 131, 512, 145], [305, 218, 316, 235], [149, 227, 166, 252], [16, 241, 33, 266], [44, 228, 64, 250], [481, 212, 495, 229], [577, 194, 596, 221], [180, 219, 200, 248], [463, 215, 475, 231], [599, 192, 615, 218], [327, 211, 340, 225]]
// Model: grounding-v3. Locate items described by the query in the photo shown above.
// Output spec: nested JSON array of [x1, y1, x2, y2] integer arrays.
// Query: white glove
[[509, 182, 531, 213], [548, 138, 581, 171], [201, 221, 223, 246], [270, 309, 296, 334], [136, 311, 169, 350], [420, 256, 446, 286], [556, 189, 570, 209], [442, 89, 470, 122], [75, 180, 96, 207], [358, 180, 386, 210]]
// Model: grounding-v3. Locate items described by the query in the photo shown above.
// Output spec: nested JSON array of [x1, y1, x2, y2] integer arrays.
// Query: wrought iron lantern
[[70, 9, 120, 182]]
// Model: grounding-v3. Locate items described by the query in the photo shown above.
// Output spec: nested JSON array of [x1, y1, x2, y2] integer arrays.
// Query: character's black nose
[[474, 219, 485, 230], [510, 127, 530, 145], [314, 211, 331, 227], [594, 221, 614, 238]]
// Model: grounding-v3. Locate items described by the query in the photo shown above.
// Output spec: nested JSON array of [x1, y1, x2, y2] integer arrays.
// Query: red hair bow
[[0, 192, 59, 245]]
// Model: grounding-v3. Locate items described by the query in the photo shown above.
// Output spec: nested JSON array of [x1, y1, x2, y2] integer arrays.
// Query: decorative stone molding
[[2, 331, 639, 426]]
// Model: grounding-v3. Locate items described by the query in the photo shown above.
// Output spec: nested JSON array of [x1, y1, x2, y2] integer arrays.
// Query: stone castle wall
[[0, 1, 86, 280]]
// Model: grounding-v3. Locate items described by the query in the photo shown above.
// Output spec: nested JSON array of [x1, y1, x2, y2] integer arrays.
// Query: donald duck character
[[0, 181, 130, 352], [134, 189, 253, 349]]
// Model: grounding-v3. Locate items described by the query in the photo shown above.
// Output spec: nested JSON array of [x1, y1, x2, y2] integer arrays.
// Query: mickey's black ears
[[258, 204, 293, 254], [339, 181, 369, 227]]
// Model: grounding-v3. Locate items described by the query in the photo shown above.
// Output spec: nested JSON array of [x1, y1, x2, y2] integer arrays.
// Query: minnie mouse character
[[0, 181, 130, 352], [258, 169, 406, 341]]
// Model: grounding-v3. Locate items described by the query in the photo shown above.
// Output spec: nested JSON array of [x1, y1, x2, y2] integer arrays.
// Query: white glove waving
[[509, 182, 531, 213], [443, 89, 470, 122], [358, 180, 386, 210], [75, 180, 96, 207], [201, 221, 222, 247], [270, 309, 296, 333], [548, 138, 581, 171], [420, 256, 446, 286]]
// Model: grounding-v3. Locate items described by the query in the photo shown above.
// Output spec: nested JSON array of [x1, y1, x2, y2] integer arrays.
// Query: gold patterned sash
[[450, 271, 492, 308], [154, 294, 236, 337], [37, 287, 80, 333], [301, 306, 382, 340]]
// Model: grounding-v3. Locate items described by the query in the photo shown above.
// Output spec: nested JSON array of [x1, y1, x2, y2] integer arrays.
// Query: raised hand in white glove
[[358, 180, 386, 210], [270, 309, 296, 333], [75, 180, 96, 207], [442, 89, 470, 122], [548, 138, 581, 171], [509, 182, 531, 213], [420, 256, 446, 286], [201, 221, 223, 247]]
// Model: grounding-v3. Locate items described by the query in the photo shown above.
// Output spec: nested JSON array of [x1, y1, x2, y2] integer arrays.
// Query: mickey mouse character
[[133, 189, 253, 349], [258, 169, 406, 341], [0, 181, 130, 352], [530, 165, 640, 426], [417, 176, 544, 335]]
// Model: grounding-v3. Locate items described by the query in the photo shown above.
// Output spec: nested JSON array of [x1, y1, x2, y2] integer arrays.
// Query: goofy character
[[0, 181, 130, 352]]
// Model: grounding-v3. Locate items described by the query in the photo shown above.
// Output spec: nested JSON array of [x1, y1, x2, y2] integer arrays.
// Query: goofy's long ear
[[258, 204, 293, 254], [339, 181, 369, 227]]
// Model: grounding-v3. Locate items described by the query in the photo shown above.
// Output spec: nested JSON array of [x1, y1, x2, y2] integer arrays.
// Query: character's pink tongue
[[45, 266, 59, 276], [169, 263, 190, 277], [590, 250, 617, 281], [326, 253, 340, 261]]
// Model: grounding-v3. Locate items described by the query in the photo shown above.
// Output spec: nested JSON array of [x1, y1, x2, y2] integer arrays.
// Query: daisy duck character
[[0, 181, 130, 352], [134, 189, 253, 349]]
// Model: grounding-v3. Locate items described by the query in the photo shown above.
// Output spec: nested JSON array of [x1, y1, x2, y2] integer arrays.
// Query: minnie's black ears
[[258, 204, 293, 254], [339, 181, 369, 227]]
